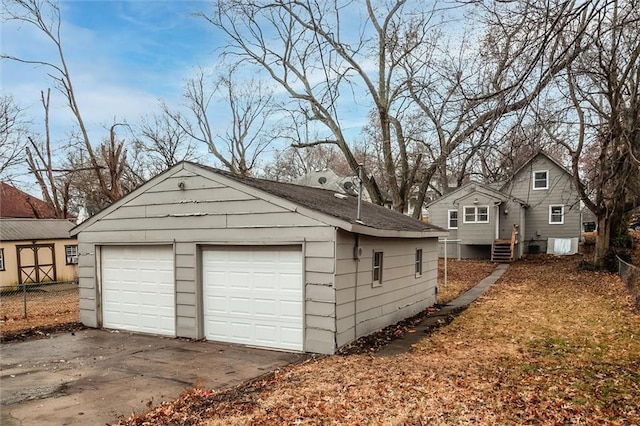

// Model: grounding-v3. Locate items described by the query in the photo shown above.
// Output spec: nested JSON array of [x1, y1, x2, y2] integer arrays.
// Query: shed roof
[[0, 218, 76, 241]]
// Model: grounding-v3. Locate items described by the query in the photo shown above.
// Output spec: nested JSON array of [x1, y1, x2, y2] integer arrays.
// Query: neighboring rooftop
[[295, 168, 361, 196], [0, 218, 76, 241], [0, 182, 59, 219]]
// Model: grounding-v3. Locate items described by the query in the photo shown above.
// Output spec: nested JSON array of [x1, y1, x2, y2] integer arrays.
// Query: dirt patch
[[0, 322, 85, 343], [1, 285, 79, 335]]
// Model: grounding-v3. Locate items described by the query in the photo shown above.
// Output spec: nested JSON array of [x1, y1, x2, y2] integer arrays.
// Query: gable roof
[[73, 162, 446, 239], [499, 151, 572, 192], [0, 218, 76, 241], [425, 181, 528, 208], [0, 182, 58, 218], [426, 152, 572, 208]]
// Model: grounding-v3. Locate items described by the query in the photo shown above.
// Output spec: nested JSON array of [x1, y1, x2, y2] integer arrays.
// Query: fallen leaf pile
[[118, 254, 640, 425]]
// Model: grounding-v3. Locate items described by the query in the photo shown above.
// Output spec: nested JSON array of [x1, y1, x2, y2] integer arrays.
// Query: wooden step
[[492, 239, 514, 263]]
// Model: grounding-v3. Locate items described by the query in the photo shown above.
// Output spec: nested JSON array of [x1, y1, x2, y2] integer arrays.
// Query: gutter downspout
[[354, 233, 360, 340], [356, 164, 363, 223]]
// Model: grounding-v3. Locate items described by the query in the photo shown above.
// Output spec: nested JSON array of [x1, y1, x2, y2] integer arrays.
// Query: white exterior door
[[202, 246, 303, 351], [101, 246, 175, 336]]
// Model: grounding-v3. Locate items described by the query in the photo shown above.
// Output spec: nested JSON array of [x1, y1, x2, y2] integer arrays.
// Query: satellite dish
[[343, 181, 353, 190], [318, 177, 327, 184]]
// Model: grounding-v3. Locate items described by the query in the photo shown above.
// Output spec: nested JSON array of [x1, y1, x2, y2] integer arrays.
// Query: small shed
[[72, 162, 446, 354], [0, 218, 78, 288]]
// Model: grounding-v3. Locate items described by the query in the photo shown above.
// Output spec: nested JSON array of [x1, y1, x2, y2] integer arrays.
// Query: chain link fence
[[617, 256, 640, 310], [0, 281, 79, 332]]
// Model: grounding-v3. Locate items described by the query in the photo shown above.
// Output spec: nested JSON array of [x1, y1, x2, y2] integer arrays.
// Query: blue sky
[[2, 1, 218, 148]]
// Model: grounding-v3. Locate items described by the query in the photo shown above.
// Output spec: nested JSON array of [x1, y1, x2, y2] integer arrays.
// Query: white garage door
[[101, 245, 175, 336], [203, 246, 303, 351]]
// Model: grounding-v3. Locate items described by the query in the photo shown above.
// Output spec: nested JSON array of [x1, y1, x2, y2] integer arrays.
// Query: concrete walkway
[[377, 263, 509, 356]]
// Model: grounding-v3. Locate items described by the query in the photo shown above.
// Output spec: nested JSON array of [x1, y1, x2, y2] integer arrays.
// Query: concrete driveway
[[0, 329, 305, 425]]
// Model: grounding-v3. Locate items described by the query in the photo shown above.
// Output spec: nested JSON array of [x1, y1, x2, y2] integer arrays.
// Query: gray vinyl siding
[[334, 230, 438, 349], [303, 241, 337, 354], [77, 167, 338, 353], [501, 155, 581, 252], [78, 241, 97, 327], [427, 185, 497, 245]]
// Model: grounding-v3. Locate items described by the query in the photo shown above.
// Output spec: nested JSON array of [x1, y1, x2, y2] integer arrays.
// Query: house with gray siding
[[426, 152, 582, 260], [72, 162, 446, 354]]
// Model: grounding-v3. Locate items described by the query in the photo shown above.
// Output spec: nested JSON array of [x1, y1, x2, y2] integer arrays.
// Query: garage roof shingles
[[210, 166, 444, 233]]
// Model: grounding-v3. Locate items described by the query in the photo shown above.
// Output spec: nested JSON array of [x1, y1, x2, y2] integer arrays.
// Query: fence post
[[22, 283, 27, 318]]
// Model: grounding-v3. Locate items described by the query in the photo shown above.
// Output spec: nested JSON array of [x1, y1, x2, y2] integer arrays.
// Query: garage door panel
[[203, 247, 303, 351], [101, 246, 175, 337], [281, 301, 302, 318]]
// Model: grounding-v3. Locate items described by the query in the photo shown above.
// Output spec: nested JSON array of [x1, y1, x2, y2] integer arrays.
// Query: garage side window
[[415, 248, 423, 278], [65, 245, 79, 264], [372, 251, 383, 286], [0, 248, 4, 271]]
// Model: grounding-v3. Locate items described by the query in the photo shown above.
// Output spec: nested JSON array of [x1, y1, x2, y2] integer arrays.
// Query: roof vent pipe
[[357, 164, 363, 222]]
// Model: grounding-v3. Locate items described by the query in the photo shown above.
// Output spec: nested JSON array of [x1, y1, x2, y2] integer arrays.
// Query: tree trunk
[[594, 215, 611, 266]]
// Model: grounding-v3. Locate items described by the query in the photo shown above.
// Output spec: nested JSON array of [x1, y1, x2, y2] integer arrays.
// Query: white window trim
[[533, 170, 549, 190], [415, 248, 423, 278], [447, 209, 458, 229], [549, 204, 565, 224], [65, 245, 79, 265], [462, 205, 490, 224], [0, 248, 4, 271]]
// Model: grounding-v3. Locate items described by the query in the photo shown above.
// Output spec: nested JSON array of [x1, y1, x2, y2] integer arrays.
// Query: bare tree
[[25, 89, 71, 218], [262, 144, 344, 182], [401, 0, 602, 215], [0, 93, 28, 179], [133, 112, 199, 178], [164, 67, 277, 177], [201, 0, 437, 207], [203, 0, 603, 216], [543, 0, 640, 265], [2, 0, 128, 203]]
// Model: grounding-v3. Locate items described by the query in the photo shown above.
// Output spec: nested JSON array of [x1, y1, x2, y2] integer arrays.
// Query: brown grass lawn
[[120, 256, 640, 425], [0, 286, 79, 334]]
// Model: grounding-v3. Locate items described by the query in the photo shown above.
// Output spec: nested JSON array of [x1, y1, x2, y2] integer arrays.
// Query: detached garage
[[73, 163, 446, 354]]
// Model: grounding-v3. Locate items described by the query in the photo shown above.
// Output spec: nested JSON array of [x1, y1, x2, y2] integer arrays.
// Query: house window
[[448, 210, 458, 229], [372, 251, 383, 285], [65, 245, 79, 264], [415, 248, 423, 277], [463, 206, 489, 223], [533, 170, 549, 190], [549, 205, 565, 224], [0, 248, 4, 271]]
